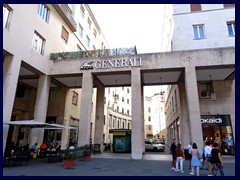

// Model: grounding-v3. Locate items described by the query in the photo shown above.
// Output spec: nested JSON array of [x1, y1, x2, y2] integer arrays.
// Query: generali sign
[[80, 58, 142, 70]]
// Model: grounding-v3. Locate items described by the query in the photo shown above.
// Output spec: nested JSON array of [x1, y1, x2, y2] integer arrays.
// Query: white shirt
[[204, 145, 212, 157], [187, 144, 192, 153]]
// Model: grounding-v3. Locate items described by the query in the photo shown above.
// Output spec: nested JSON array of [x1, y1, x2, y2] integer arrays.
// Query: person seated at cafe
[[39, 142, 48, 154], [31, 143, 38, 153], [55, 142, 61, 153]]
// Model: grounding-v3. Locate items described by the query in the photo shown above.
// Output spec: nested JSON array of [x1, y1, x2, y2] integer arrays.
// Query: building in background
[[3, 4, 109, 151], [165, 4, 235, 154], [144, 91, 166, 143]]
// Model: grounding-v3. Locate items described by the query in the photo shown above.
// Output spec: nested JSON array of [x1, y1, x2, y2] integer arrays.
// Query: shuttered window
[[224, 4, 235, 8], [61, 26, 69, 44], [190, 4, 201, 12]]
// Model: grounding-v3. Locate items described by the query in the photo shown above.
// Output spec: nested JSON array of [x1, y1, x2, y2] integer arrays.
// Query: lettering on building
[[80, 58, 142, 70], [201, 118, 222, 124]]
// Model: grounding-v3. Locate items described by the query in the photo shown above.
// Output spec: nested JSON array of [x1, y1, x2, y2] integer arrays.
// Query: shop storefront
[[201, 115, 234, 155]]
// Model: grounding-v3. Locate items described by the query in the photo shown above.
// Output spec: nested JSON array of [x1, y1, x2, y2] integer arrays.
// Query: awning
[[3, 120, 77, 130]]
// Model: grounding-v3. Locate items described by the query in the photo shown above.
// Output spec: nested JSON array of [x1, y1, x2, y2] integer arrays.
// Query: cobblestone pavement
[[3, 152, 235, 176]]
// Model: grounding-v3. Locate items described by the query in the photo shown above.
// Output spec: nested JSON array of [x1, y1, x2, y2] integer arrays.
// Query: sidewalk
[[3, 153, 235, 176]]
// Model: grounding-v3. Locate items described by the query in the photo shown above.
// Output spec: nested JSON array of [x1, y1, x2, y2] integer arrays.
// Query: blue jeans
[[212, 163, 224, 176]]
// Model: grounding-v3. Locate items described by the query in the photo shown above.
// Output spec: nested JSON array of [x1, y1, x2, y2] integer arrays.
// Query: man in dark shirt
[[170, 139, 177, 170], [210, 143, 224, 176]]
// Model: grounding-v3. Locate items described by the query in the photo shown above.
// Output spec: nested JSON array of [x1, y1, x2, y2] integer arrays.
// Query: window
[[80, 5, 85, 18], [32, 31, 45, 55], [3, 5, 12, 28], [93, 28, 97, 39], [87, 17, 91, 29], [149, 125, 151, 130], [77, 45, 81, 52], [128, 122, 130, 129], [61, 26, 69, 44], [16, 84, 29, 99], [93, 45, 96, 50], [72, 91, 78, 106], [148, 116, 151, 122], [122, 97, 124, 102], [122, 108, 124, 114], [190, 4, 201, 12], [199, 82, 211, 98], [122, 122, 125, 129], [174, 90, 177, 106], [38, 4, 49, 22], [127, 88, 129, 93], [103, 115, 106, 125], [193, 25, 205, 39], [127, 99, 129, 104], [117, 121, 120, 128], [77, 24, 83, 37], [227, 21, 235, 36], [148, 107, 151, 113], [223, 4, 235, 8], [86, 36, 90, 47], [49, 89, 57, 101], [127, 110, 129, 115]]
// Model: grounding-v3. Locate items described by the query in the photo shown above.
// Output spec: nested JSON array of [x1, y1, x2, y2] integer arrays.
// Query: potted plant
[[63, 146, 80, 168], [79, 144, 92, 161]]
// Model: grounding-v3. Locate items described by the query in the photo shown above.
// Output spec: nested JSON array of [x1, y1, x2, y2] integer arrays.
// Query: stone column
[[3, 56, 21, 155], [78, 71, 93, 146], [131, 69, 144, 159], [60, 87, 69, 150], [178, 82, 191, 148], [94, 86, 105, 152], [30, 75, 50, 147], [184, 66, 203, 148]]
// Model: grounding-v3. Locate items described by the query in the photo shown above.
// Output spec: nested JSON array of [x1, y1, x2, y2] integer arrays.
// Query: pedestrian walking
[[200, 141, 207, 169], [205, 140, 213, 176], [170, 139, 177, 170], [189, 143, 202, 176], [175, 143, 185, 173], [210, 143, 224, 176], [187, 141, 192, 169]]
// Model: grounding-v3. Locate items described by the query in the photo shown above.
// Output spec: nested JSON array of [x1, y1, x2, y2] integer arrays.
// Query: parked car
[[145, 140, 165, 152]]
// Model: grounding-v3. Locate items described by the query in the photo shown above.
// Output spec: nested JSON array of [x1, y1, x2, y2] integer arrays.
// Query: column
[[78, 71, 93, 146], [184, 66, 203, 148], [94, 86, 105, 152], [3, 56, 21, 155], [59, 87, 69, 150], [178, 82, 191, 147], [131, 69, 144, 159], [30, 75, 51, 147]]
